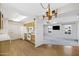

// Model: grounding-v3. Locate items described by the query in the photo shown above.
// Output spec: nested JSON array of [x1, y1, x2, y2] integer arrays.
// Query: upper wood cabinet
[[24, 22, 35, 34], [24, 22, 35, 28]]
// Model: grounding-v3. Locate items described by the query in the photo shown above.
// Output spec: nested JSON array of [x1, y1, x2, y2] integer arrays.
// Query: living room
[[0, 3, 79, 56]]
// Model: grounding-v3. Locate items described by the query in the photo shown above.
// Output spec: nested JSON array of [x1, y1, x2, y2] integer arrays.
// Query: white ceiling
[[1, 3, 69, 22]]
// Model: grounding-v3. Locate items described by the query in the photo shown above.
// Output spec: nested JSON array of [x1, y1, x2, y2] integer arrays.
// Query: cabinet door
[[0, 12, 3, 29]]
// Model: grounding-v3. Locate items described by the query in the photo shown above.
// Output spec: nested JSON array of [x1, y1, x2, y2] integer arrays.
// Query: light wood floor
[[0, 39, 79, 56]]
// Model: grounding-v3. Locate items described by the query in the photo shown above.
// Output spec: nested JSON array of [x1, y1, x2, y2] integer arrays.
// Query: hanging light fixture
[[41, 3, 58, 20]]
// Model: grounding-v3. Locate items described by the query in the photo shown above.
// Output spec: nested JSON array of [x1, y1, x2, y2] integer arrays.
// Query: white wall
[[35, 11, 79, 47], [58, 4, 79, 15], [0, 4, 26, 41], [44, 22, 78, 40], [0, 19, 8, 33], [43, 14, 79, 45], [0, 3, 10, 41], [0, 18, 10, 41], [62, 22, 78, 39], [0, 19, 26, 41], [0, 4, 1, 11], [44, 24, 63, 39], [35, 17, 44, 47], [8, 21, 24, 40], [77, 22, 79, 45]]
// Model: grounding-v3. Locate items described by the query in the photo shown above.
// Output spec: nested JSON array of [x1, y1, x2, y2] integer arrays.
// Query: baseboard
[[35, 43, 43, 48]]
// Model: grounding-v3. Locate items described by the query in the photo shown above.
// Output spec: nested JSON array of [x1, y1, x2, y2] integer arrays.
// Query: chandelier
[[40, 3, 58, 20]]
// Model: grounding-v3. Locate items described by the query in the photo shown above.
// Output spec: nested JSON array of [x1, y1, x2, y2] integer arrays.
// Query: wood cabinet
[[31, 35, 35, 44], [0, 12, 3, 29], [24, 21, 35, 45], [24, 33, 35, 45]]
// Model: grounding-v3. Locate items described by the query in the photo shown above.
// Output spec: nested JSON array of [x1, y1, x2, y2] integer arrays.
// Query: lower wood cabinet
[[24, 33, 35, 45]]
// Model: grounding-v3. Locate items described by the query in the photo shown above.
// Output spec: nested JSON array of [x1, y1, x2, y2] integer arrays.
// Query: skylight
[[9, 13, 27, 22], [12, 15, 27, 22]]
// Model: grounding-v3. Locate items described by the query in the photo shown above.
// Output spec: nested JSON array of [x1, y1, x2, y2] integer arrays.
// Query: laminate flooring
[[0, 39, 79, 56]]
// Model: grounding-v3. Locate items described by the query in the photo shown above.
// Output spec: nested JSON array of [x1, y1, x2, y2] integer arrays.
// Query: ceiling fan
[[40, 3, 58, 20]]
